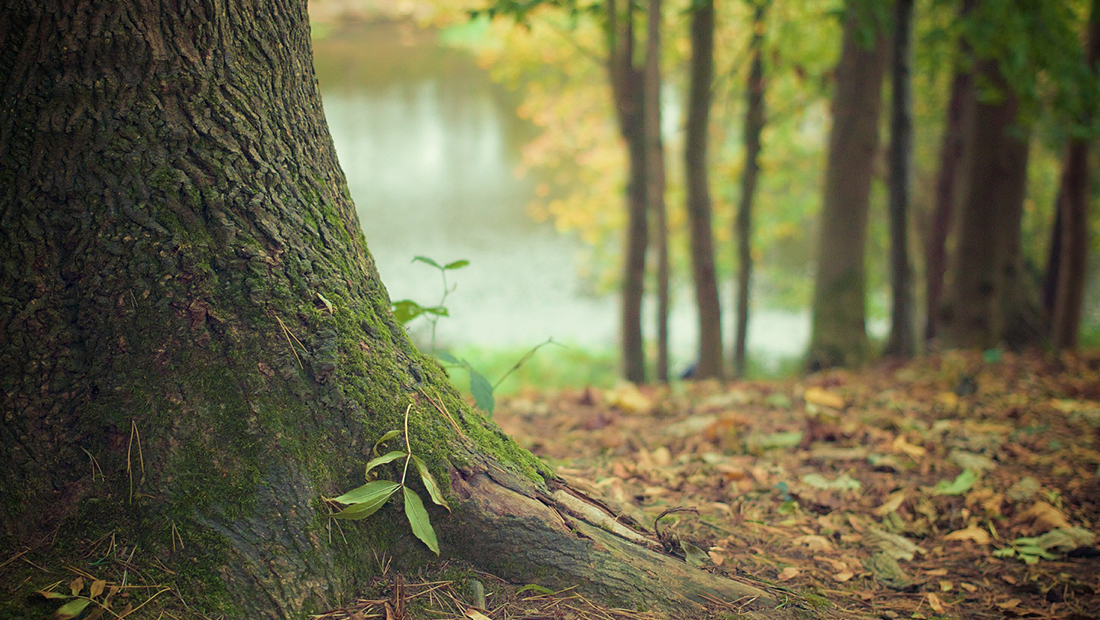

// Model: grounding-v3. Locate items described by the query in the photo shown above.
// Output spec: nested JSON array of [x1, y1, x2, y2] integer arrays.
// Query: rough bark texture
[[883, 0, 916, 358], [1051, 0, 1100, 350], [733, 0, 767, 379], [806, 8, 887, 371], [0, 2, 831, 618], [685, 0, 724, 380], [645, 0, 669, 382], [941, 60, 1034, 349], [924, 0, 976, 344], [607, 0, 649, 384]]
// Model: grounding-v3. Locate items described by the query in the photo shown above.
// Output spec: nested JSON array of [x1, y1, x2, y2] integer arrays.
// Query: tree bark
[[645, 0, 670, 382], [685, 0, 725, 380], [607, 0, 649, 384], [733, 0, 768, 379], [0, 1, 824, 618], [941, 60, 1034, 349], [806, 6, 887, 371], [883, 0, 916, 358], [925, 0, 976, 344], [1051, 0, 1100, 351]]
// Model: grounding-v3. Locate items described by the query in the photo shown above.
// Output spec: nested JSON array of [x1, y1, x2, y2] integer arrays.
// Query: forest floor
[[318, 350, 1100, 620]]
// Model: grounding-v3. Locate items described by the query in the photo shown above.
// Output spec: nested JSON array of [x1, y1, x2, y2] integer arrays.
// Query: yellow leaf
[[892, 435, 926, 458], [465, 609, 492, 620], [69, 577, 84, 597], [939, 580, 954, 592], [874, 490, 908, 516], [804, 387, 845, 409], [1017, 501, 1071, 533], [927, 592, 946, 614], [89, 579, 106, 599], [936, 391, 959, 408], [604, 383, 653, 415], [833, 570, 854, 582], [777, 566, 799, 581], [944, 525, 991, 545]]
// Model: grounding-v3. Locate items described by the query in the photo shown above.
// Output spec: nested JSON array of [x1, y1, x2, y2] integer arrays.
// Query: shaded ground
[[15, 351, 1099, 619], [484, 350, 1100, 620]]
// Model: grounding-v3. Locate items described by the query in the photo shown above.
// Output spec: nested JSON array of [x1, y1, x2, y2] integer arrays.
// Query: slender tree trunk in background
[[607, 0, 649, 383], [1043, 198, 1063, 321], [685, 0, 725, 380], [942, 60, 1033, 349], [925, 0, 976, 344], [925, 70, 974, 342], [806, 7, 887, 371], [884, 0, 916, 358], [0, 1, 827, 617], [645, 0, 670, 382], [733, 0, 768, 379], [1051, 0, 1100, 351]]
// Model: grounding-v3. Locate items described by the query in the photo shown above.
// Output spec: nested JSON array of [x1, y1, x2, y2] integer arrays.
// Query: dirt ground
[[484, 350, 1100, 620], [314, 350, 1100, 620]]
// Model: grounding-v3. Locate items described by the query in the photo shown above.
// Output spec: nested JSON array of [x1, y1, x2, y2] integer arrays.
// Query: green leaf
[[443, 259, 470, 270], [410, 454, 451, 511], [681, 541, 710, 567], [333, 495, 393, 520], [372, 430, 402, 456], [412, 256, 442, 270], [332, 481, 400, 520], [53, 598, 91, 620], [392, 300, 426, 325], [364, 451, 407, 478], [933, 469, 978, 496], [331, 480, 400, 505], [421, 306, 449, 317], [403, 486, 439, 554], [469, 367, 495, 414], [436, 351, 460, 365], [38, 591, 71, 600]]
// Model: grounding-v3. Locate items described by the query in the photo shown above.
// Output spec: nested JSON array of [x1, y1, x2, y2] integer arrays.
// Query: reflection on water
[[312, 21, 810, 366]]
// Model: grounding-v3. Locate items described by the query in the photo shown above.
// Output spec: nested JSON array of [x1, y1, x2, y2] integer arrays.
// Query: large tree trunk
[[0, 1, 820, 618], [806, 6, 887, 371], [608, 0, 649, 384], [645, 0, 670, 382], [733, 0, 768, 379], [1051, 0, 1100, 351], [941, 60, 1034, 349], [685, 0, 724, 380], [883, 0, 916, 358]]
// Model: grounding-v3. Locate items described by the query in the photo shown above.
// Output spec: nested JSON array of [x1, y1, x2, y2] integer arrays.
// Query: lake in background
[[312, 21, 817, 373]]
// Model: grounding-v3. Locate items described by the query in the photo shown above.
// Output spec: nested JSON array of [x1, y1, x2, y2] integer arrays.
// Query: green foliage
[[390, 255, 468, 351], [327, 408, 451, 555], [993, 527, 1097, 564]]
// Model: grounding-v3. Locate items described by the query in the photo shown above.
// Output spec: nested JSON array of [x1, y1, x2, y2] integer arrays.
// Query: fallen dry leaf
[[804, 387, 846, 409], [945, 525, 991, 545]]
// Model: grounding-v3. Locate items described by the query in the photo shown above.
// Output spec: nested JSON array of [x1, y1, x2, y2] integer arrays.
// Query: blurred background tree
[[307, 0, 1100, 384]]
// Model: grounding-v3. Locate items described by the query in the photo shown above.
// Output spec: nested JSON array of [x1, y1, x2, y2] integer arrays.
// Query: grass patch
[[443, 343, 619, 395]]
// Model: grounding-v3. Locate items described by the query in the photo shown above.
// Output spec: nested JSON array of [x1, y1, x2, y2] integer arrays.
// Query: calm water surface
[[312, 22, 810, 366]]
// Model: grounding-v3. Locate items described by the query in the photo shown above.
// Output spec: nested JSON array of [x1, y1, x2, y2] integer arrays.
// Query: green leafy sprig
[[326, 405, 451, 554]]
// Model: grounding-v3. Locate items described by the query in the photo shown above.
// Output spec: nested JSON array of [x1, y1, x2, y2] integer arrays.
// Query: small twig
[[81, 447, 104, 482], [493, 337, 562, 390], [419, 387, 464, 439], [400, 404, 413, 486], [0, 548, 30, 570], [273, 313, 304, 368]]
